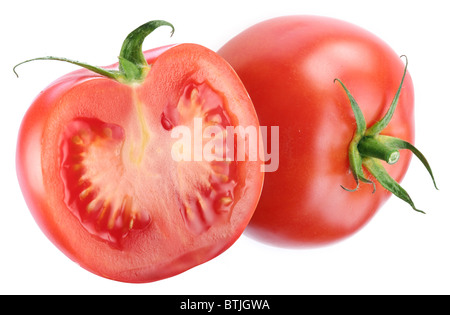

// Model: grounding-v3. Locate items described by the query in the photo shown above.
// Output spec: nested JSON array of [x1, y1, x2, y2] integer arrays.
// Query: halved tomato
[[16, 21, 263, 282]]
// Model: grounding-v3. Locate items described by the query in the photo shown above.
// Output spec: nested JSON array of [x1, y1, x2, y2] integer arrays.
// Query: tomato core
[[58, 79, 240, 247]]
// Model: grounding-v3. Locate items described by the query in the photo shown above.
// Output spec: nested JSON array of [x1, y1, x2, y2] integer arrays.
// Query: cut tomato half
[[16, 23, 263, 282]]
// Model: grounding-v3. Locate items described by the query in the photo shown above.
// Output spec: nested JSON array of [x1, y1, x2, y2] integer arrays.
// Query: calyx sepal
[[335, 56, 437, 213], [13, 20, 174, 84]]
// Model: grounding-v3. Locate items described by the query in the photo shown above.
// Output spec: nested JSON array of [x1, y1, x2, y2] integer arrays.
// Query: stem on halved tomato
[[13, 20, 174, 84], [335, 56, 438, 213]]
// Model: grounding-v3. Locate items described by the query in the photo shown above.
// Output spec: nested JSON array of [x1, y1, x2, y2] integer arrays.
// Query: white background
[[1, 0, 449, 295]]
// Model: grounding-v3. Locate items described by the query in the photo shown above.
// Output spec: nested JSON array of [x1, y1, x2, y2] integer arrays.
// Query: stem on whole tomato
[[357, 136, 400, 165], [13, 20, 174, 84], [335, 56, 438, 213]]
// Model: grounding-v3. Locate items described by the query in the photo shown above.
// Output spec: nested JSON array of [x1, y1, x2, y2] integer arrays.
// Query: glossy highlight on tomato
[[16, 21, 263, 282], [219, 15, 437, 247]]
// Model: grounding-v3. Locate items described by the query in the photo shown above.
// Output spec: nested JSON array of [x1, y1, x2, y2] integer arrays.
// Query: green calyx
[[13, 20, 174, 84], [335, 56, 438, 213]]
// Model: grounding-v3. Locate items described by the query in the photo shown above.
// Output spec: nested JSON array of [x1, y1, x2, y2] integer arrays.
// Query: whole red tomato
[[219, 16, 436, 247], [16, 21, 263, 282]]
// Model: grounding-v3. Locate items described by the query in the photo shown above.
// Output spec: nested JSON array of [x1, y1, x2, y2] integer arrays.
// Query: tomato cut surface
[[60, 117, 146, 246], [17, 39, 263, 282], [162, 81, 239, 235]]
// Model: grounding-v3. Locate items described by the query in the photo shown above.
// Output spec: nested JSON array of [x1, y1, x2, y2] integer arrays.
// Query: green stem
[[13, 20, 174, 84], [335, 56, 437, 212], [365, 55, 409, 136], [13, 57, 121, 80], [118, 20, 174, 83], [363, 158, 424, 213], [377, 135, 438, 190], [358, 136, 400, 165]]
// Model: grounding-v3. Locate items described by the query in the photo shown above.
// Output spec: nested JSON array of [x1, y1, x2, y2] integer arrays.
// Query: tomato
[[218, 16, 437, 247], [16, 21, 263, 282]]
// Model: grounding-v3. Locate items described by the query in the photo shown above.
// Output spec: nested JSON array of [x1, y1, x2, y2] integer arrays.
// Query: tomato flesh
[[60, 117, 147, 246], [162, 80, 239, 235]]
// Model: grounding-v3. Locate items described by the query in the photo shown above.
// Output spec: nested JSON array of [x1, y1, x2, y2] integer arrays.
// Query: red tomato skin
[[219, 16, 414, 247], [16, 44, 263, 282]]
